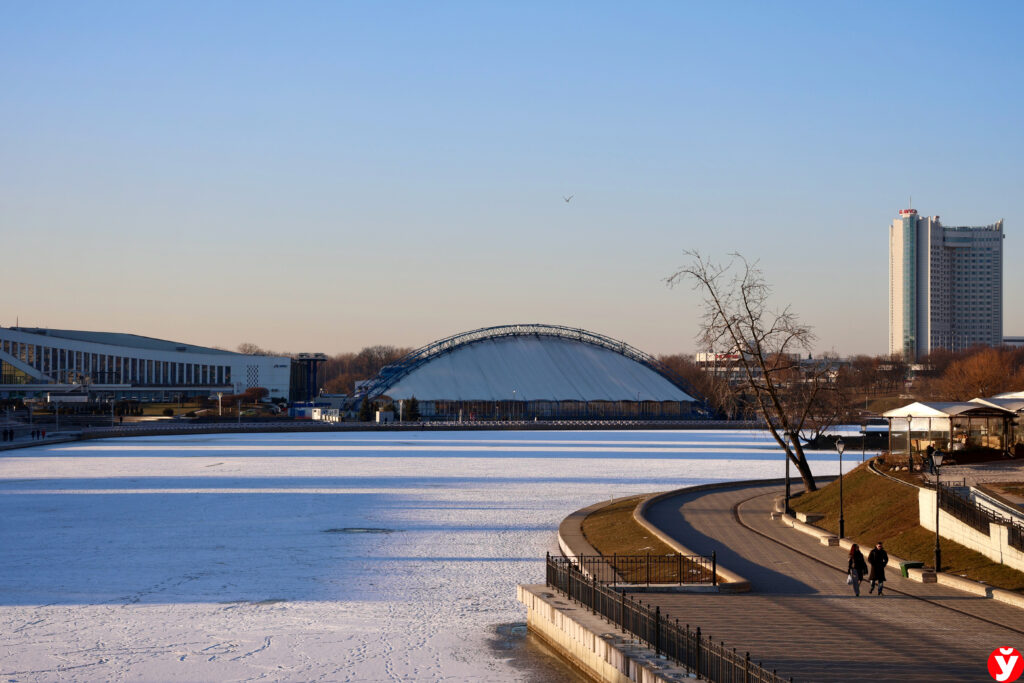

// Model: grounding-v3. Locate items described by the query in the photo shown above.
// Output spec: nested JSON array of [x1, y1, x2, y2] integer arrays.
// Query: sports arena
[[358, 324, 700, 421]]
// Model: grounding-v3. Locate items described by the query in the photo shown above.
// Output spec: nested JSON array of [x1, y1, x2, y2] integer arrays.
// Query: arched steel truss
[[358, 323, 703, 403]]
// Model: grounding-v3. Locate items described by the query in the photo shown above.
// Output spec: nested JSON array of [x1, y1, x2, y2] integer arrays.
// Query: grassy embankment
[[792, 463, 1024, 592], [581, 496, 676, 556]]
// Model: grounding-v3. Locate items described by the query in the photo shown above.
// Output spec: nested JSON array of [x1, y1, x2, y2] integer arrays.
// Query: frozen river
[[0, 430, 848, 681]]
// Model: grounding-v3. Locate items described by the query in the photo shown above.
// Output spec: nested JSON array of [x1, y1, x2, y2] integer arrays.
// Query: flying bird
[[563, 194, 574, 203]]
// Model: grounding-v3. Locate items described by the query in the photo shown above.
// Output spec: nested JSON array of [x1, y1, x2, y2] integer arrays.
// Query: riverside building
[[0, 326, 292, 402], [888, 209, 1004, 360]]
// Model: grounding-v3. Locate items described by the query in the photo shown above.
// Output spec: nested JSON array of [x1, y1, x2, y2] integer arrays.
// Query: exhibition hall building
[[0, 326, 291, 402]]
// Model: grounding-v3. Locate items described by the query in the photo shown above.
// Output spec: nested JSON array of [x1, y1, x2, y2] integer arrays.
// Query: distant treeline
[[660, 346, 1024, 421]]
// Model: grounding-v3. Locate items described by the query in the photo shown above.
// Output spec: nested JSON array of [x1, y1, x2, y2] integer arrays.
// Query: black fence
[[1010, 525, 1024, 553], [937, 485, 1024, 552], [546, 554, 791, 682], [572, 553, 716, 586]]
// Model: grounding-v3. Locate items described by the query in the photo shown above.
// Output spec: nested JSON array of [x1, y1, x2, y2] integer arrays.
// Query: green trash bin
[[900, 561, 924, 578]]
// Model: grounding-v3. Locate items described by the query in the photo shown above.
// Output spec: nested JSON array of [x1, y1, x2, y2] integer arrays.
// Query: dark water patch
[[322, 527, 398, 534], [489, 622, 587, 682]]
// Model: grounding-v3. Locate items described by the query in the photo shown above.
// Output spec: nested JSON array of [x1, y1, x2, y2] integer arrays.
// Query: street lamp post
[[783, 430, 793, 516], [860, 423, 867, 463], [931, 449, 945, 572], [906, 415, 914, 472], [835, 437, 846, 539], [217, 392, 224, 417]]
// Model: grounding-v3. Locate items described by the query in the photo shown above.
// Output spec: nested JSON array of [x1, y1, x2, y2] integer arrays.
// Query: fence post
[[620, 589, 626, 630], [646, 552, 651, 586], [712, 551, 718, 586], [591, 574, 597, 615], [745, 651, 750, 683], [695, 626, 702, 679], [654, 606, 661, 657], [677, 553, 683, 585]]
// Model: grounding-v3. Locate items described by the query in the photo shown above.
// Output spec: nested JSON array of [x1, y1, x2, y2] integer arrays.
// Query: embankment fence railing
[[546, 554, 792, 682], [571, 553, 717, 586]]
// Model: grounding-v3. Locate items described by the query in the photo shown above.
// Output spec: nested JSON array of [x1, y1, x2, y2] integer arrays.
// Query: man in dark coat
[[868, 541, 889, 596]]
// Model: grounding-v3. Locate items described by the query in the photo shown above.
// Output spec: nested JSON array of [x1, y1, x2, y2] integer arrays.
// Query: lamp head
[[931, 450, 944, 468], [835, 437, 845, 456]]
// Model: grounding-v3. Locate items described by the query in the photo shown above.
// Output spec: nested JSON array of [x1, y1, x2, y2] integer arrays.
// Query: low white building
[[0, 326, 291, 402], [311, 407, 340, 423]]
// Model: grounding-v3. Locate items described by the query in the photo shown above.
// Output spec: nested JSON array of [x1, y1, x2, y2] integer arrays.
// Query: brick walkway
[[635, 483, 1024, 682]]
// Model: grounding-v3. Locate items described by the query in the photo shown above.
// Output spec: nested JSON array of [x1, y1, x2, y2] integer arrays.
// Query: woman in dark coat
[[848, 543, 868, 596], [868, 541, 889, 596]]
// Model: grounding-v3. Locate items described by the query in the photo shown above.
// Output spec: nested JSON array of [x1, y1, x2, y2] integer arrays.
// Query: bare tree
[[667, 251, 837, 492], [925, 347, 1024, 401], [659, 354, 744, 420], [237, 342, 269, 355]]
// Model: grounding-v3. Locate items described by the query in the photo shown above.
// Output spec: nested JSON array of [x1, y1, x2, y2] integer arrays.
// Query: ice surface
[[0, 430, 854, 681]]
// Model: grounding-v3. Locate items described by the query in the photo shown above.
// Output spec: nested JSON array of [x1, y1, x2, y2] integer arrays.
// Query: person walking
[[848, 543, 868, 596], [868, 541, 889, 595]]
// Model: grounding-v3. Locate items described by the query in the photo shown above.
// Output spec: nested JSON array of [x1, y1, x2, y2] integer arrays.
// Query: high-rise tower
[[889, 209, 1004, 360]]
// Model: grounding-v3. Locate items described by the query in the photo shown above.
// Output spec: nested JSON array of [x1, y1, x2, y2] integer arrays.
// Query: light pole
[[217, 392, 223, 417], [783, 430, 793, 516], [931, 449, 944, 572], [835, 437, 846, 539], [906, 415, 914, 471], [860, 423, 867, 463]]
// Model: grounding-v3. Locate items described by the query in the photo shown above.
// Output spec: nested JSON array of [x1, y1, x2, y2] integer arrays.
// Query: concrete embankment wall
[[518, 584, 690, 683], [918, 489, 1024, 573]]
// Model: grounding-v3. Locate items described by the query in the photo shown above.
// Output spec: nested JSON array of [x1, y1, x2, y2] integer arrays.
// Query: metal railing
[[1010, 524, 1024, 552], [571, 553, 716, 586], [937, 485, 1024, 552], [546, 554, 792, 682]]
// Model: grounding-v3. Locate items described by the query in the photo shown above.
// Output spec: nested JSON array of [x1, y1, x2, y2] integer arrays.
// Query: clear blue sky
[[3, 2, 1022, 356]]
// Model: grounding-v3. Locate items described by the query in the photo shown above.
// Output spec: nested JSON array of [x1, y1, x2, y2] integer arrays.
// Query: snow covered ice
[[0, 430, 847, 681]]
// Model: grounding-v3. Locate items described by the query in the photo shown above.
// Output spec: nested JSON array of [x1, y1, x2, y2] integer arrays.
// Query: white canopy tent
[[883, 401, 1016, 459]]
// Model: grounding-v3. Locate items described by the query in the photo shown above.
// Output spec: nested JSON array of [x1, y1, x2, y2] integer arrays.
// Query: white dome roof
[[382, 334, 693, 402]]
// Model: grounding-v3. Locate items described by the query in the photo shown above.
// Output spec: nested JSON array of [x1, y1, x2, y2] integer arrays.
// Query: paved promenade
[[634, 483, 1023, 682]]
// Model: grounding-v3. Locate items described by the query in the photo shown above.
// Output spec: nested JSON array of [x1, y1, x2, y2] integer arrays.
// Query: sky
[[3, 2, 1022, 357]]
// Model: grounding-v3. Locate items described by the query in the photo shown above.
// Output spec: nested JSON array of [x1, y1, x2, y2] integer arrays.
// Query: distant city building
[[1005, 337, 1024, 349], [889, 209, 1004, 360], [0, 326, 293, 401]]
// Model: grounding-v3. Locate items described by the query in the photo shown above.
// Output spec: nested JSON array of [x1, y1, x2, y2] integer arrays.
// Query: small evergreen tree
[[358, 397, 373, 422], [406, 396, 420, 422]]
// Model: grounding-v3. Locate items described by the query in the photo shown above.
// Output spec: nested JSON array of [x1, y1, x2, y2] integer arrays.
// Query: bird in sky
[[563, 194, 574, 203]]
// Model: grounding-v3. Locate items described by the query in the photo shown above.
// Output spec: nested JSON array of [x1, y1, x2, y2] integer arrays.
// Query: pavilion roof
[[882, 401, 1015, 419]]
